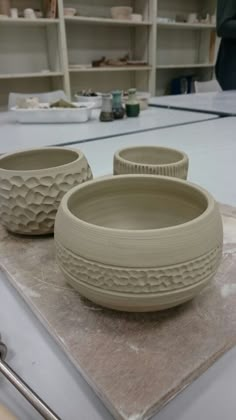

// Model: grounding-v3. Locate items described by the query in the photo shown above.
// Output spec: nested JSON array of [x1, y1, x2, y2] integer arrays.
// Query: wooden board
[[0, 204, 236, 420]]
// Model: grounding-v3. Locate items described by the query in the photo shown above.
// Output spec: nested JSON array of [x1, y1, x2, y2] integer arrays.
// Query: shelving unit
[[156, 0, 217, 95], [69, 66, 152, 73], [157, 21, 215, 30], [64, 16, 152, 27], [0, 17, 59, 25], [0, 0, 218, 108]]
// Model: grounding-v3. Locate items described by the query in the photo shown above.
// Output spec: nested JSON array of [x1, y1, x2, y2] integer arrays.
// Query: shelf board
[[157, 21, 216, 30], [156, 63, 215, 69], [0, 17, 59, 25], [65, 16, 151, 26], [0, 71, 63, 79], [69, 66, 152, 72]]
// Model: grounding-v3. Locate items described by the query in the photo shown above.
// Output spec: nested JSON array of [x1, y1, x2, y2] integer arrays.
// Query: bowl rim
[[59, 174, 215, 234], [0, 147, 84, 175], [114, 145, 188, 167]]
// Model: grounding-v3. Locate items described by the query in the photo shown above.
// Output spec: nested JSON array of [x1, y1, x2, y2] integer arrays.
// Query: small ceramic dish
[[114, 146, 189, 179], [110, 7, 132, 20], [0, 147, 93, 235], [55, 175, 223, 312]]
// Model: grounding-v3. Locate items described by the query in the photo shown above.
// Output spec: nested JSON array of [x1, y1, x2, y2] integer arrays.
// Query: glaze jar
[[112, 90, 125, 119]]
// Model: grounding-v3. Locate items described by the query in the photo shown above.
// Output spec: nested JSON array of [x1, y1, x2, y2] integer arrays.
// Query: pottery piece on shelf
[[211, 14, 216, 25], [110, 7, 132, 20], [114, 146, 189, 179], [55, 175, 223, 312], [187, 13, 198, 23], [10, 8, 18, 18], [24, 8, 36, 19], [0, 147, 93, 235], [63, 8, 76, 16], [131, 13, 142, 22]]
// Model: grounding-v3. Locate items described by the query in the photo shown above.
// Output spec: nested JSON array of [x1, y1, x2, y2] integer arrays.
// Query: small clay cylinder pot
[[114, 146, 189, 179]]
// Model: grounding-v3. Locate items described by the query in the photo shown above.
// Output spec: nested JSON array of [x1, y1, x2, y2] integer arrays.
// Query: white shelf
[[65, 16, 151, 27], [156, 63, 214, 69], [157, 21, 216, 30], [0, 18, 59, 26], [0, 71, 63, 79], [69, 66, 151, 72]]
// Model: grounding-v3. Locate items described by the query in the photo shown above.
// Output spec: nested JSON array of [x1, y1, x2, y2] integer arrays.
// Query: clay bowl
[[110, 7, 132, 20], [0, 147, 92, 235], [55, 175, 223, 312], [114, 146, 189, 179]]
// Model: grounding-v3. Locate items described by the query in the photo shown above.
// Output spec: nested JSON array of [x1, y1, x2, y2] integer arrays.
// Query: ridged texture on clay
[[114, 158, 188, 179], [54, 175, 223, 311], [0, 164, 92, 235], [114, 147, 189, 179], [56, 240, 222, 293]]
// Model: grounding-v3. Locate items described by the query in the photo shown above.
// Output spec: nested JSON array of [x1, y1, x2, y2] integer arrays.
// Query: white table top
[[79, 117, 236, 205], [0, 108, 217, 154], [150, 91, 236, 116], [1, 117, 236, 420]]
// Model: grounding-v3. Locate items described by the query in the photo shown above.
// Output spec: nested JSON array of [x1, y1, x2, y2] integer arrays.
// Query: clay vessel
[[0, 147, 92, 235], [114, 146, 189, 179], [55, 175, 223, 312]]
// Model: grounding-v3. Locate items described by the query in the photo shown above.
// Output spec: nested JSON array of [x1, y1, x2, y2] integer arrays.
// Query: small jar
[[99, 94, 114, 122], [112, 90, 125, 120], [125, 88, 140, 118]]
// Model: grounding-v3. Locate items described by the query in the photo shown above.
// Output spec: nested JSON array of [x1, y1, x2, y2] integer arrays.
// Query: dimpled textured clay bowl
[[114, 146, 189, 179], [0, 147, 93, 235], [55, 175, 223, 312]]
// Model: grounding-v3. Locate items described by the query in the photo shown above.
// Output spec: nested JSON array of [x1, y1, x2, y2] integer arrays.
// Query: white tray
[[10, 102, 94, 124]]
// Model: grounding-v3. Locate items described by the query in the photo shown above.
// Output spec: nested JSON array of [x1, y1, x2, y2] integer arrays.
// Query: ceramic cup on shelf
[[187, 13, 198, 24], [211, 15, 216, 25], [10, 8, 18, 18], [24, 8, 36, 19], [63, 8, 76, 16], [131, 13, 142, 22]]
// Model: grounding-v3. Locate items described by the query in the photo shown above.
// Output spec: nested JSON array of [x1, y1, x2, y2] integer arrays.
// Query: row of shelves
[[0, 63, 215, 80], [0, 0, 218, 107], [0, 15, 216, 29]]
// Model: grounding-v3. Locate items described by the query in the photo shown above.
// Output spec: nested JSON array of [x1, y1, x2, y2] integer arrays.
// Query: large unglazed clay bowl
[[55, 175, 223, 312], [114, 146, 189, 179], [0, 147, 92, 235]]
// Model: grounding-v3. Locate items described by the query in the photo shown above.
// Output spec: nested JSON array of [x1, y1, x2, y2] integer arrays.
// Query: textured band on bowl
[[114, 146, 189, 179]]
